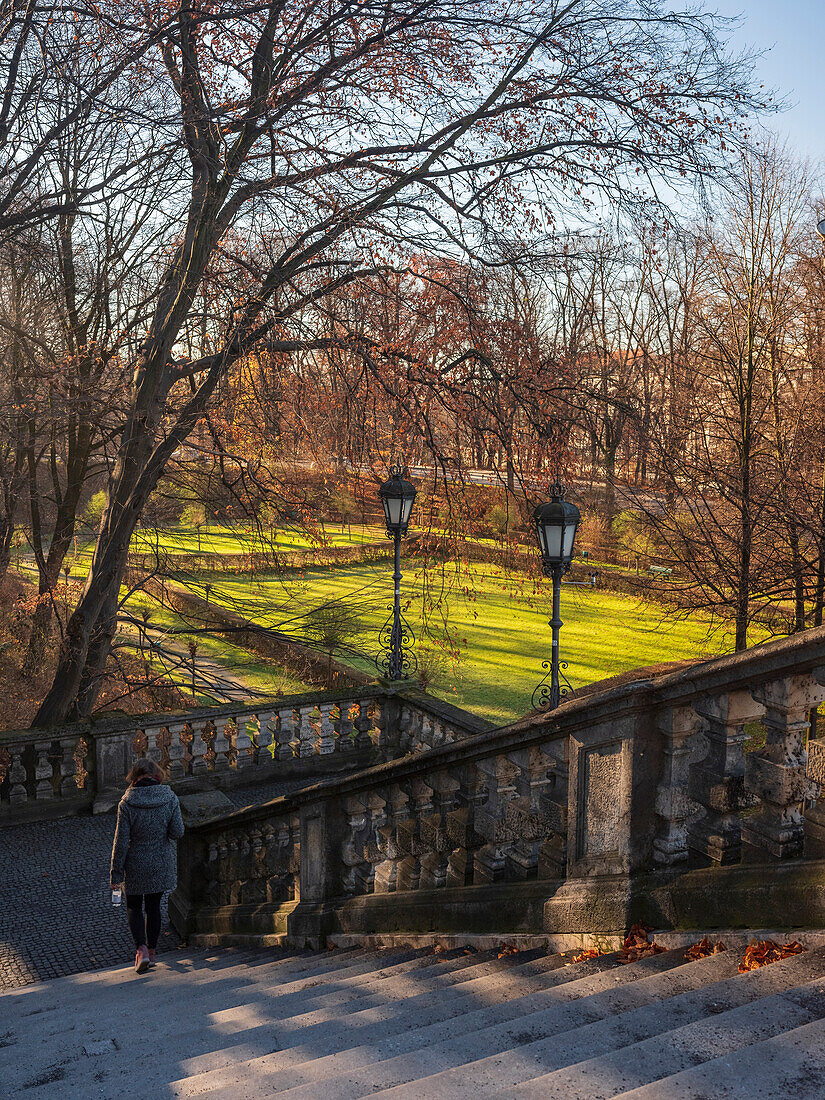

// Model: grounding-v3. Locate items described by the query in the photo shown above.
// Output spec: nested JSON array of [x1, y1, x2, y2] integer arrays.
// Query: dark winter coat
[[110, 782, 185, 894]]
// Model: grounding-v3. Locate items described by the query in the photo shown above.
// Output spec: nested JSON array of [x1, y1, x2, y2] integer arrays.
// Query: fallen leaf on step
[[617, 923, 666, 964], [738, 939, 804, 973], [497, 943, 519, 958], [569, 948, 602, 963], [684, 938, 726, 961], [433, 943, 445, 954], [327, 942, 337, 951]]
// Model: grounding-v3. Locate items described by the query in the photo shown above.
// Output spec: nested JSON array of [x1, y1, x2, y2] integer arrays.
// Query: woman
[[110, 758, 185, 974]]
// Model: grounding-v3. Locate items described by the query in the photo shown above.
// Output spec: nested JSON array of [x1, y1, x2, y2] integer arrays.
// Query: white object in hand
[[111, 886, 122, 907]]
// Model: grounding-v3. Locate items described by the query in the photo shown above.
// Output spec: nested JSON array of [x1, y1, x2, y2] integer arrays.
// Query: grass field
[[176, 560, 742, 725], [47, 522, 749, 724]]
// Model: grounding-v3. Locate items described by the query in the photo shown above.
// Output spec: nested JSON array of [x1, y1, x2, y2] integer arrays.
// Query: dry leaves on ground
[[433, 943, 445, 954], [738, 939, 804, 973], [497, 943, 519, 958], [684, 938, 727, 961], [569, 948, 602, 963], [618, 923, 667, 964]]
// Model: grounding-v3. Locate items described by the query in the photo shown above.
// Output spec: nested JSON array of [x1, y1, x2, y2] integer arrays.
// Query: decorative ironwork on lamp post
[[375, 464, 417, 681], [531, 481, 581, 711]]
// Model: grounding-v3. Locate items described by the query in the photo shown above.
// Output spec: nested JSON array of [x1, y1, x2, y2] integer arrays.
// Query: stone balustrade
[[0, 685, 490, 824], [169, 628, 825, 947]]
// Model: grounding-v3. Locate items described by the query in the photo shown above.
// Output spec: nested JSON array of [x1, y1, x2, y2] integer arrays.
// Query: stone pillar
[[287, 797, 344, 949], [653, 706, 701, 866], [688, 691, 765, 864], [744, 675, 825, 860]]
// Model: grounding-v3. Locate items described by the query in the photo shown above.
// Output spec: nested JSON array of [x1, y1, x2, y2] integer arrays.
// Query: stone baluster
[[430, 719, 447, 748], [297, 705, 317, 758], [316, 704, 336, 755], [419, 713, 434, 751], [255, 711, 274, 763], [336, 702, 355, 752], [166, 722, 188, 782], [445, 763, 486, 887], [374, 789, 403, 893], [473, 755, 519, 883], [234, 716, 255, 771], [396, 702, 414, 753], [353, 702, 374, 752], [419, 771, 458, 889], [273, 708, 294, 760], [503, 745, 561, 880], [34, 741, 55, 802], [8, 746, 28, 807], [0, 747, 11, 813], [371, 700, 392, 756], [688, 691, 765, 864], [341, 796, 372, 895], [744, 675, 825, 860], [190, 722, 209, 776], [212, 718, 232, 774], [144, 725, 163, 767], [653, 706, 703, 866], [59, 737, 79, 797], [387, 785, 418, 891]]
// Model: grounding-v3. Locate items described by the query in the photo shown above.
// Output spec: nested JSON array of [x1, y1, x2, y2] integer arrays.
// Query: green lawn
[[64, 523, 384, 571], [182, 561, 743, 725]]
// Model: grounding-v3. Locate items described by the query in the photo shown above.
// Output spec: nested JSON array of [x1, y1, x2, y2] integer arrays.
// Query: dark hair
[[126, 757, 166, 786]]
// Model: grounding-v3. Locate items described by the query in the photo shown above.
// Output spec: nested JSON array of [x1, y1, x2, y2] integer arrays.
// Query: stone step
[[403, 947, 825, 1098], [172, 950, 701, 1097], [0, 944, 392, 1018], [0, 946, 439, 1064], [613, 1010, 825, 1099], [0, 947, 530, 1091]]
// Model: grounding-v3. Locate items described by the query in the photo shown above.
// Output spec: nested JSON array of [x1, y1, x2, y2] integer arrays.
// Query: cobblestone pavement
[[0, 779, 310, 991]]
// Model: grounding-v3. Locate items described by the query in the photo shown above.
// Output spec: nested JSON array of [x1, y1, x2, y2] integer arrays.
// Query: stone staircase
[[5, 941, 825, 1098]]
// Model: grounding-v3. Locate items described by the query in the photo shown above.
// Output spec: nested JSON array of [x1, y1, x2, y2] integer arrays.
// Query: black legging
[[126, 892, 162, 950]]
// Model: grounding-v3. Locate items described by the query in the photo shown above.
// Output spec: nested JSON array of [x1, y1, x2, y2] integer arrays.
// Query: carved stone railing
[[170, 627, 825, 946], [0, 685, 490, 824]]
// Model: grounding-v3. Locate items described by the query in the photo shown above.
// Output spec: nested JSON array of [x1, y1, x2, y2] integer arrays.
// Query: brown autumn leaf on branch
[[618, 923, 667, 964], [685, 938, 727, 961], [738, 940, 804, 973]]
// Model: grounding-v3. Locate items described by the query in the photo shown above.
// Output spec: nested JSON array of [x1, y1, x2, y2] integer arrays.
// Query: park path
[[0, 779, 309, 991]]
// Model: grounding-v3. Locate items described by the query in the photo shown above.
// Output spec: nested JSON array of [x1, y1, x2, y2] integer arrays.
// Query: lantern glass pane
[[542, 521, 563, 562], [562, 520, 577, 561], [400, 494, 415, 525], [384, 495, 403, 528]]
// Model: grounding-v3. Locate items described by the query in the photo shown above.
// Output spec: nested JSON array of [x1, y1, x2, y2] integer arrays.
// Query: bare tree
[[32, 0, 763, 724]]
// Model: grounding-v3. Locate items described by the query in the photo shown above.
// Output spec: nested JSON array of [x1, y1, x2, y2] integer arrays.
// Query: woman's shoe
[[135, 946, 150, 974]]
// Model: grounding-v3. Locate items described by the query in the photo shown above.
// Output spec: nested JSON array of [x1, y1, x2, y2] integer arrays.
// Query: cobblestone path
[[0, 779, 308, 990]]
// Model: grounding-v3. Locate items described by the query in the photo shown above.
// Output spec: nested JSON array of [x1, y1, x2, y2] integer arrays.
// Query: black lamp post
[[532, 481, 581, 710], [376, 464, 417, 680]]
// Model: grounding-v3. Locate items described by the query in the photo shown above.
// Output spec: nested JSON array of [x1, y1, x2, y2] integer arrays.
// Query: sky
[[714, 1, 824, 162]]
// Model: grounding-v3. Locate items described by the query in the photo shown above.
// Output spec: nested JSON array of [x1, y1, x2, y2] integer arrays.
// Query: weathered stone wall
[[169, 627, 825, 947]]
